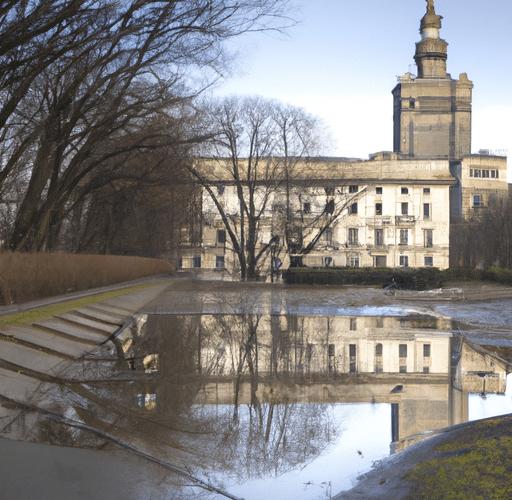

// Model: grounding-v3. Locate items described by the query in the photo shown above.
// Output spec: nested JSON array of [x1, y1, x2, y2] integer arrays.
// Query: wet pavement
[[0, 281, 174, 500]]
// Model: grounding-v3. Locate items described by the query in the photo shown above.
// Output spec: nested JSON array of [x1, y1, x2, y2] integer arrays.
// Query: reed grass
[[0, 252, 173, 306]]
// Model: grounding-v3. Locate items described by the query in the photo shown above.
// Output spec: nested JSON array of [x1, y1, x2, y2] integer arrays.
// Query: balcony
[[367, 216, 392, 227], [395, 215, 416, 226]]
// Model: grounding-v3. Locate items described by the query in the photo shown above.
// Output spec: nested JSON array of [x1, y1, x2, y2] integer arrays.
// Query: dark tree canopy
[[0, 0, 294, 252]]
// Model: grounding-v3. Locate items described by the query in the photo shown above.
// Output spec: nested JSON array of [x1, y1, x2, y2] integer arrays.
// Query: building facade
[[179, 1, 508, 277]]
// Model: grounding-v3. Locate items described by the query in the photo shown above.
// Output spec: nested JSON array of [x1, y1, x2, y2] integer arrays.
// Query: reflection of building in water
[[117, 313, 510, 454], [199, 314, 452, 377], [188, 314, 508, 452]]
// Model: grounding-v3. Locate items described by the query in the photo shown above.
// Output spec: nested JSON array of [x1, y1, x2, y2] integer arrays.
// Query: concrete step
[[0, 325, 93, 358], [32, 318, 108, 345]]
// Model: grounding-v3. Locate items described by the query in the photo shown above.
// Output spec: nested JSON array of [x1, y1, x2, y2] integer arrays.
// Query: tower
[[392, 0, 473, 160]]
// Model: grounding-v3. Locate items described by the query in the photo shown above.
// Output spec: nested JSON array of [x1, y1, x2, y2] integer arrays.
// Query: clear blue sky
[[213, 0, 511, 168]]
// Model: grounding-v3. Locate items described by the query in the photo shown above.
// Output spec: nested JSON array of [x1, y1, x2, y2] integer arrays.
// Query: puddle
[[2, 284, 512, 499]]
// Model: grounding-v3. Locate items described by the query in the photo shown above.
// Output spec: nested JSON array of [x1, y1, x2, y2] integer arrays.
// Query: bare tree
[[188, 95, 368, 278], [0, 1, 295, 251], [452, 195, 512, 269], [188, 95, 330, 280]]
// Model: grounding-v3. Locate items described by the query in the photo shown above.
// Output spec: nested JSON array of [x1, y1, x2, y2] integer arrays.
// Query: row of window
[[181, 256, 225, 268], [349, 227, 433, 247], [216, 184, 433, 198], [398, 255, 433, 267], [349, 343, 431, 373], [470, 169, 499, 179], [328, 254, 433, 268], [304, 201, 432, 217]]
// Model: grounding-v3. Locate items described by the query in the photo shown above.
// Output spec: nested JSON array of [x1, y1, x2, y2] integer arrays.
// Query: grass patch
[[0, 252, 173, 306], [404, 418, 512, 499], [0, 281, 167, 326]]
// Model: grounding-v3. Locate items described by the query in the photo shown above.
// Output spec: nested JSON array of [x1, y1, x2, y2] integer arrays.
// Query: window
[[375, 203, 382, 215], [375, 344, 383, 356], [216, 255, 225, 268], [325, 199, 334, 214], [399, 255, 409, 267], [423, 188, 431, 194], [401, 187, 409, 195], [375, 228, 383, 246], [216, 185, 225, 195], [423, 344, 431, 357], [328, 344, 335, 357], [348, 228, 358, 245], [471, 169, 495, 179], [306, 343, 313, 363], [350, 318, 357, 331], [375, 255, 387, 267], [400, 229, 408, 245], [424, 229, 433, 248], [349, 202, 358, 214], [424, 256, 434, 266], [324, 256, 333, 267], [473, 195, 482, 208], [401, 202, 409, 215], [399, 365, 407, 373], [303, 202, 311, 213], [423, 366, 430, 373], [423, 203, 430, 219], [217, 229, 226, 244], [399, 344, 407, 358], [192, 256, 201, 268], [349, 185, 358, 193], [324, 228, 333, 245], [349, 344, 357, 373], [349, 255, 360, 268], [376, 187, 383, 195]]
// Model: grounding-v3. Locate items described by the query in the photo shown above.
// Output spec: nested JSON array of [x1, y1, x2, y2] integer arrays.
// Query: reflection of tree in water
[[11, 309, 340, 498], [201, 402, 338, 480], [195, 306, 340, 480]]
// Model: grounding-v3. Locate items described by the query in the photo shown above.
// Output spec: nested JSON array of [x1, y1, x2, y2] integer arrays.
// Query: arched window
[[375, 343, 383, 357]]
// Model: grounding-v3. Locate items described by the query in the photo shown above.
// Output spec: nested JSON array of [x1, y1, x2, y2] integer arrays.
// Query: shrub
[[484, 267, 512, 286], [442, 268, 485, 282], [0, 252, 173, 306], [282, 267, 445, 290]]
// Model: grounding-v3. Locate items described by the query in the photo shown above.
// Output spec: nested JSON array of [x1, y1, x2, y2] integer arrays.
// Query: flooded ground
[[2, 280, 512, 499]]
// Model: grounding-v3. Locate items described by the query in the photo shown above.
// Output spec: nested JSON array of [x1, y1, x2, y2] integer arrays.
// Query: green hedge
[[441, 268, 485, 282], [282, 267, 445, 290], [484, 267, 512, 286], [283, 266, 512, 290]]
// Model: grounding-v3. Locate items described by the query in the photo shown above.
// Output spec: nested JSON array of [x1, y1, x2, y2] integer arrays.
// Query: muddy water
[[115, 308, 512, 500], [4, 282, 512, 500]]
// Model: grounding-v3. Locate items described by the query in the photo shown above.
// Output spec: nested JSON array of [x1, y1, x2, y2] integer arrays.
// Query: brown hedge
[[0, 252, 173, 305]]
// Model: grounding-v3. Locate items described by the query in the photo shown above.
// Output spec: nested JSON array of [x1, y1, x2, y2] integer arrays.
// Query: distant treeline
[[282, 267, 512, 290], [0, 253, 172, 306]]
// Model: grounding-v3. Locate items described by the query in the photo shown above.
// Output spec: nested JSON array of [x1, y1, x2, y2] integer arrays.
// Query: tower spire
[[415, 0, 447, 78], [392, 0, 473, 159]]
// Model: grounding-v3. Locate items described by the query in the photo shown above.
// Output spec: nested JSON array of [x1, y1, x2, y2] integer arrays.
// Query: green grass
[[0, 281, 167, 326], [404, 418, 512, 499]]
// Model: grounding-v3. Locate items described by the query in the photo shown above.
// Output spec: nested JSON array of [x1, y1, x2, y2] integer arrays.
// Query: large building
[[180, 1, 508, 278]]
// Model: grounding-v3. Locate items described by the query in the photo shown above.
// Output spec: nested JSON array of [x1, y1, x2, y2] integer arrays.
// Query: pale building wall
[[192, 157, 453, 274], [459, 154, 509, 219]]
